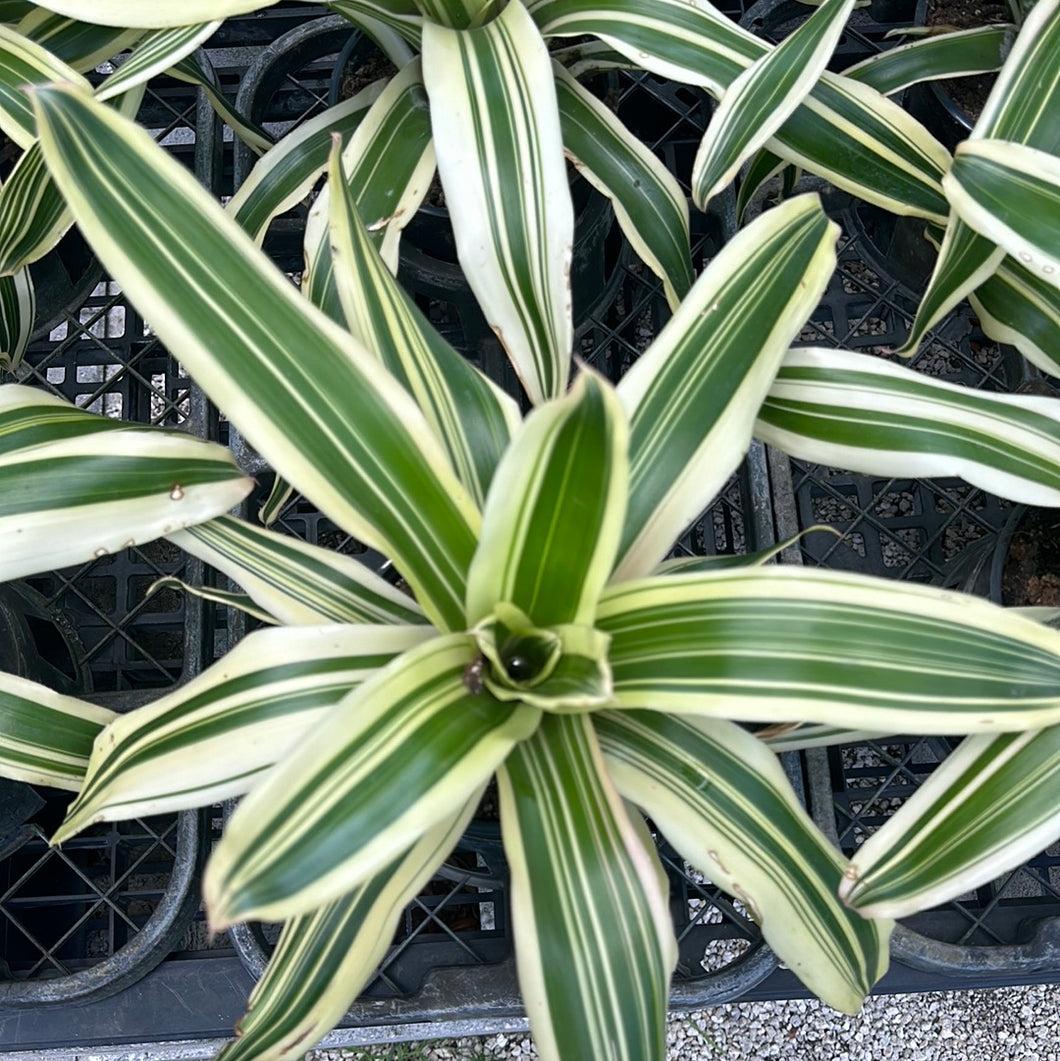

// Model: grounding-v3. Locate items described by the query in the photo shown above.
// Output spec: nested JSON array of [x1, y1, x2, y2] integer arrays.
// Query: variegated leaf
[[757, 722, 892, 751], [756, 346, 1060, 505], [735, 148, 788, 221], [466, 370, 626, 628], [0, 264, 33, 371], [169, 54, 274, 156], [415, 0, 491, 27], [15, 10, 141, 72], [970, 254, 1060, 376], [499, 712, 675, 1061], [53, 624, 432, 839], [423, 0, 573, 404], [840, 726, 1060, 918], [217, 795, 481, 1061], [93, 21, 220, 102], [529, 0, 951, 221], [0, 383, 252, 581], [692, 0, 855, 209], [945, 139, 1060, 291], [205, 634, 541, 927], [0, 672, 114, 791], [305, 57, 434, 313], [596, 710, 891, 1013], [170, 514, 426, 627], [552, 62, 692, 309], [149, 576, 279, 627], [327, 141, 518, 509], [326, 0, 423, 49], [227, 85, 386, 246], [843, 24, 1015, 96], [614, 194, 837, 581], [597, 567, 1060, 734], [33, 85, 480, 632], [0, 21, 89, 148], [28, 0, 284, 27]]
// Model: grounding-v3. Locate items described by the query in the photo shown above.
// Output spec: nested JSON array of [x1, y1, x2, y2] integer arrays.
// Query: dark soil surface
[[925, 0, 1009, 123], [1001, 507, 1060, 606]]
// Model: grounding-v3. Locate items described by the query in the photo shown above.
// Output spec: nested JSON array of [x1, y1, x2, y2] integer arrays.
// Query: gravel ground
[[307, 983, 1059, 1060]]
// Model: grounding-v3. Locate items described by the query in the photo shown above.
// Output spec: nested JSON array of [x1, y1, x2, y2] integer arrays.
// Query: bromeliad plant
[[4, 23, 1060, 1056]]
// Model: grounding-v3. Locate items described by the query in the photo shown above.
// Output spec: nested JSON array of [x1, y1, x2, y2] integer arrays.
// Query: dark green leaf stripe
[[692, 0, 855, 209], [529, 0, 950, 219], [0, 265, 32, 371], [467, 371, 626, 628], [0, 673, 115, 790], [946, 142, 1060, 289], [94, 22, 219, 102], [841, 726, 1060, 916], [33, 85, 480, 632], [499, 713, 673, 1061], [615, 195, 836, 578], [971, 255, 1060, 376], [844, 24, 1014, 96], [0, 21, 87, 147], [553, 62, 692, 307], [417, 0, 488, 28], [975, 0, 1060, 150], [423, 0, 573, 404], [597, 711, 889, 1011], [218, 801, 478, 1061], [228, 88, 384, 244], [56, 624, 431, 837], [205, 635, 541, 926], [326, 0, 424, 47], [598, 569, 1060, 732], [172, 514, 427, 627], [736, 148, 787, 220], [327, 140, 517, 509], [757, 347, 1060, 503]]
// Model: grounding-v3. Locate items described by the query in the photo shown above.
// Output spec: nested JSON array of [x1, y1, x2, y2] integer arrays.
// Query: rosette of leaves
[[11, 26, 1060, 1053]]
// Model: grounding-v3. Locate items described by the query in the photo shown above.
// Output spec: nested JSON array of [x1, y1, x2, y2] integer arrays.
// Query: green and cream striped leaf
[[53, 624, 432, 841], [529, 0, 950, 221], [415, 0, 492, 27], [170, 514, 427, 627], [0, 383, 252, 581], [204, 634, 541, 927], [326, 0, 423, 48], [304, 57, 434, 316], [756, 722, 893, 751], [597, 567, 1060, 734], [843, 24, 1015, 96], [614, 194, 837, 581], [227, 84, 386, 246], [257, 473, 294, 527], [735, 148, 788, 222], [972, 0, 1060, 151], [970, 253, 1060, 376], [0, 21, 89, 148], [840, 726, 1060, 918], [466, 371, 627, 628], [423, 1, 573, 405], [498, 712, 675, 1061], [944, 140, 1060, 291], [756, 346, 1060, 505], [552, 62, 692, 309], [33, 85, 480, 632], [552, 38, 634, 77], [0, 672, 114, 791], [0, 265, 33, 372], [148, 576, 279, 627], [894, 216, 1004, 356], [692, 0, 855, 210], [93, 22, 220, 102], [15, 10, 141, 72], [29, 0, 285, 28], [653, 528, 833, 575], [596, 710, 891, 1013], [169, 54, 274, 156], [327, 141, 518, 509], [217, 795, 481, 1061]]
